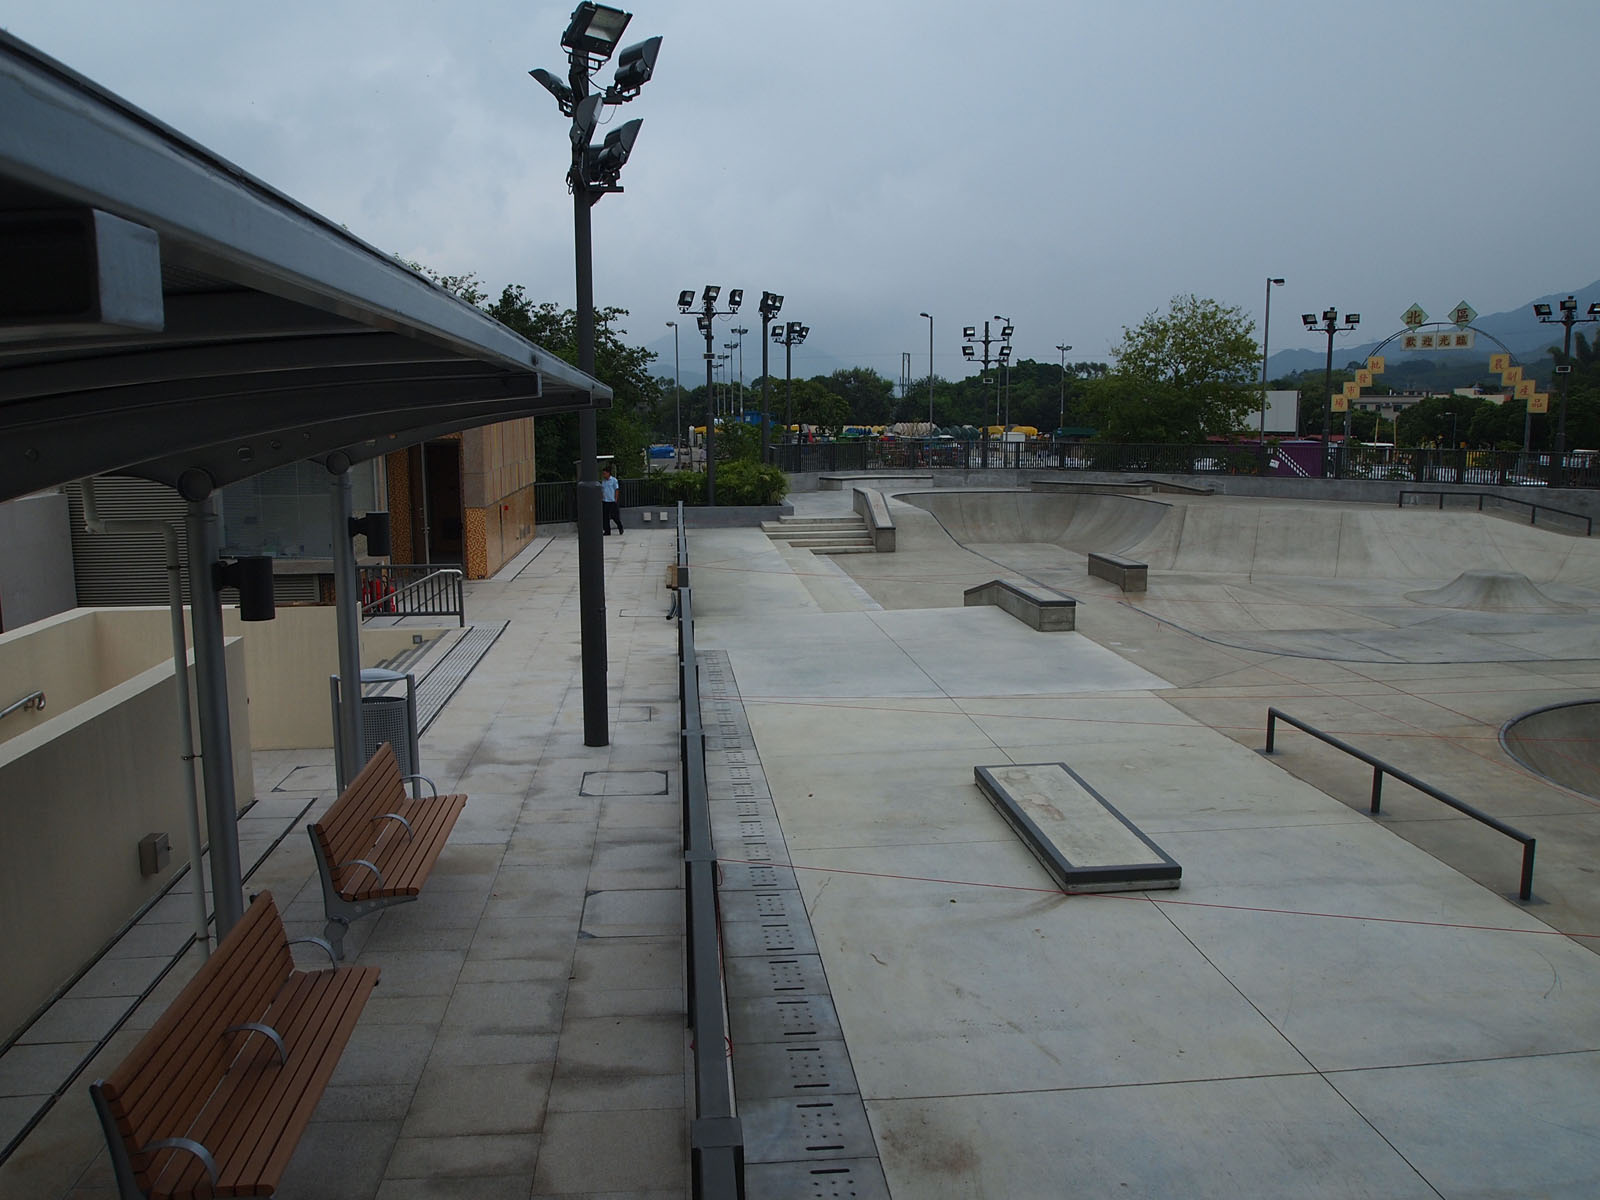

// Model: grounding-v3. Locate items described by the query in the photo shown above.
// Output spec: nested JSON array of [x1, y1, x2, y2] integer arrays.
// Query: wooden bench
[[90, 891, 379, 1199], [308, 742, 467, 958], [1087, 551, 1148, 593]]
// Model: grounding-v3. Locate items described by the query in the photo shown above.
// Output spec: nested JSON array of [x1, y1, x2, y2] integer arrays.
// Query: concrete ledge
[[851, 487, 895, 552], [962, 577, 1076, 631], [1087, 551, 1148, 593], [820, 472, 932, 491]]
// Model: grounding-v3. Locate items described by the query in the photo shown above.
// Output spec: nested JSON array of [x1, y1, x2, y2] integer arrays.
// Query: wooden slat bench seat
[[308, 742, 466, 958], [1087, 551, 1148, 593], [90, 891, 379, 1199]]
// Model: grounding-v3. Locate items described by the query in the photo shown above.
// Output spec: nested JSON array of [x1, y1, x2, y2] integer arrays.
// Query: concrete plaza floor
[[4, 480, 1600, 1198]]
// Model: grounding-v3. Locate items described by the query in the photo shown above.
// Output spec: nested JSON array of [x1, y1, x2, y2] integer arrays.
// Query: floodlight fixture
[[608, 36, 661, 100], [1322, 308, 1337, 322], [962, 345, 975, 358], [585, 117, 642, 185], [963, 326, 976, 339], [529, 67, 576, 113], [702, 285, 720, 306], [1302, 313, 1317, 327], [570, 92, 604, 149], [1000, 325, 1014, 339], [678, 289, 697, 310], [797, 325, 810, 342], [1561, 296, 1579, 314], [1533, 303, 1553, 317], [760, 291, 784, 317], [728, 289, 744, 311], [1589, 303, 1600, 317], [770, 325, 783, 341], [697, 315, 711, 333], [1345, 313, 1360, 326], [562, 3, 632, 63]]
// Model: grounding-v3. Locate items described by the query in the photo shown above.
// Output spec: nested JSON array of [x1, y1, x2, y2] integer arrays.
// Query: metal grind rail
[[1264, 707, 1536, 901], [676, 501, 744, 1199], [1397, 490, 1594, 535]]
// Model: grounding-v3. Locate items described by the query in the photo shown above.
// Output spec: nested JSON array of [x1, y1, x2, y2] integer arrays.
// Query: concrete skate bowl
[[1502, 701, 1600, 799], [898, 489, 1171, 555], [889, 490, 1600, 664]]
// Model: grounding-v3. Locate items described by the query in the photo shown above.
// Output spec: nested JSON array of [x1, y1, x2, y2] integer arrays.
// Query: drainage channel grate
[[371, 621, 508, 733], [698, 650, 890, 1200]]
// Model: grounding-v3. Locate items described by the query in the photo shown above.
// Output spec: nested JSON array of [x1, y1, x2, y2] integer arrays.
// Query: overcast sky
[[6, 1, 1598, 388]]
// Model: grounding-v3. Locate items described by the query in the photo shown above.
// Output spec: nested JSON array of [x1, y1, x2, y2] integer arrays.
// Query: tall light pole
[[919, 312, 934, 429], [1055, 342, 1072, 434], [732, 326, 749, 420], [678, 286, 742, 503], [666, 319, 680, 456], [1534, 296, 1600, 485], [1259, 277, 1284, 442], [758, 292, 783, 458], [993, 315, 1015, 427], [529, 2, 661, 748], [1303, 307, 1360, 478], [962, 321, 1010, 429], [773, 320, 809, 441]]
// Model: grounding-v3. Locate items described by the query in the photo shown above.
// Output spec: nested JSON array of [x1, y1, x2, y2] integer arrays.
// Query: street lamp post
[[1302, 307, 1360, 478], [1259, 277, 1284, 443], [665, 319, 680, 458], [678, 286, 742, 503], [993, 315, 1015, 427], [962, 320, 1011, 430], [1055, 342, 1072, 434], [529, 1, 661, 748], [919, 312, 934, 430], [758, 292, 783, 459], [773, 320, 809, 443], [732, 326, 748, 420], [1534, 296, 1600, 485]]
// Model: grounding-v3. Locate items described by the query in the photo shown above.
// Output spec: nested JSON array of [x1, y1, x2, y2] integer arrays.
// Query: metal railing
[[1, 690, 45, 722], [1264, 707, 1535, 901], [1397, 490, 1593, 535], [675, 501, 744, 1199], [358, 564, 465, 626]]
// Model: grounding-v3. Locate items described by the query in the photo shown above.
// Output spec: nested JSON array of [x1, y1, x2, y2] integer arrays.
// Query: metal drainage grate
[[698, 650, 889, 1199]]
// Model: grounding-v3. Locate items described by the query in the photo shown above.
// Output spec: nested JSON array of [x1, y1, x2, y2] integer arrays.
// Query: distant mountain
[[1265, 280, 1600, 379]]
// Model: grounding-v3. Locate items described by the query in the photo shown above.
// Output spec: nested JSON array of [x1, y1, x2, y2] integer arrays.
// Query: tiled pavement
[[0, 523, 691, 1198]]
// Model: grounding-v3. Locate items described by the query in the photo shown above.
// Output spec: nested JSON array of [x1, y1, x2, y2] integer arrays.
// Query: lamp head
[[702, 286, 720, 306], [677, 289, 696, 310], [1589, 303, 1600, 317], [570, 92, 604, 150], [529, 67, 575, 112], [1533, 302, 1553, 318], [1269, 277, 1285, 285], [1000, 325, 1014, 339], [1561, 296, 1579, 314], [585, 117, 641, 185], [1302, 314, 1316, 327], [963, 326, 975, 339], [1322, 308, 1337, 323], [561, 3, 632, 63], [727, 289, 743, 311], [760, 291, 783, 317], [1345, 313, 1360, 327], [608, 35, 660, 98], [963, 345, 975, 358]]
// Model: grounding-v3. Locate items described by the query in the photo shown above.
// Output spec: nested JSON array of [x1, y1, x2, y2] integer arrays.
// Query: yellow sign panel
[[1528, 392, 1550, 414], [1516, 380, 1536, 399], [1355, 370, 1373, 387], [1367, 356, 1385, 374], [1342, 381, 1361, 399], [1490, 353, 1510, 373], [1502, 366, 1523, 385], [1332, 395, 1349, 412]]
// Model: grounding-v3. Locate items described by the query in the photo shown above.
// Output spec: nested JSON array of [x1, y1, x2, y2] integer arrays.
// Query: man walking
[[601, 465, 623, 535]]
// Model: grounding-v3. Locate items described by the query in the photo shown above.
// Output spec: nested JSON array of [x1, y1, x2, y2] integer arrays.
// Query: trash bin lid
[[360, 667, 407, 682]]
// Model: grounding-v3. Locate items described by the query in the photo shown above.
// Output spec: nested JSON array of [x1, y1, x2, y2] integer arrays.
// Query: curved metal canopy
[[0, 31, 609, 504]]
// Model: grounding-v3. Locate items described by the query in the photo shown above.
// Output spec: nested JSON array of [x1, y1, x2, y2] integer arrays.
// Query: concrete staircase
[[762, 513, 876, 554]]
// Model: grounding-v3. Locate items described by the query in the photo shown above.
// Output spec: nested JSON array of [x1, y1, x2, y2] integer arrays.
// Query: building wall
[[463, 418, 538, 578], [0, 491, 77, 632]]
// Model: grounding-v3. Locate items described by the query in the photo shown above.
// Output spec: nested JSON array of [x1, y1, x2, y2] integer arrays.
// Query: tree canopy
[[1077, 294, 1259, 443]]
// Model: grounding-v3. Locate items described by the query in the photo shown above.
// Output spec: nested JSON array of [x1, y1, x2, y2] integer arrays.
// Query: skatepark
[[689, 480, 1600, 1196]]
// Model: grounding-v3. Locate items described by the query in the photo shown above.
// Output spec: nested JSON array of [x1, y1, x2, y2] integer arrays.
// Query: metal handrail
[[359, 565, 465, 626], [1264, 707, 1535, 901], [1, 690, 45, 721], [675, 500, 743, 1198], [1397, 490, 1593, 535]]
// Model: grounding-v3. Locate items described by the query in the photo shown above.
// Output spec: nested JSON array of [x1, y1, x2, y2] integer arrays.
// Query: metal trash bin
[[330, 667, 421, 795]]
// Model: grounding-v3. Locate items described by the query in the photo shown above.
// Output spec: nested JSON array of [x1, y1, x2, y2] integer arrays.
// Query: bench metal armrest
[[224, 1020, 288, 1064], [370, 811, 415, 842], [139, 1137, 219, 1187], [338, 858, 386, 890], [288, 935, 338, 966], [400, 773, 439, 799]]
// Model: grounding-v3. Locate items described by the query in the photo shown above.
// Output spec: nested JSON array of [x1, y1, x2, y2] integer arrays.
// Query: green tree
[[788, 378, 851, 437], [1078, 295, 1260, 443], [481, 287, 662, 479], [819, 367, 896, 424]]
